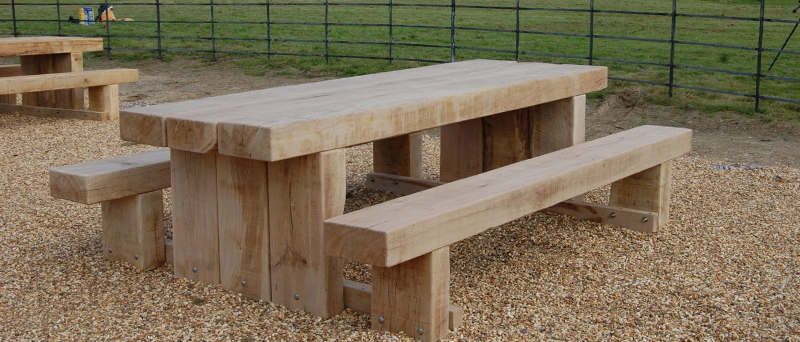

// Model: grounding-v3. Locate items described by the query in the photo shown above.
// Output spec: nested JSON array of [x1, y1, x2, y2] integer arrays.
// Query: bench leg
[[268, 149, 345, 318], [102, 190, 166, 271], [609, 161, 673, 231], [372, 247, 450, 342], [88, 84, 120, 120]]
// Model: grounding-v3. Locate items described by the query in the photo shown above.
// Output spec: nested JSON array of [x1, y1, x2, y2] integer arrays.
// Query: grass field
[[1, 0, 799, 120]]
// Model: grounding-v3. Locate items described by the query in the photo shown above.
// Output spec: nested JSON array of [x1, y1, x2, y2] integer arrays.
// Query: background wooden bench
[[0, 68, 138, 120], [50, 148, 170, 270], [325, 125, 692, 341], [0, 64, 21, 105]]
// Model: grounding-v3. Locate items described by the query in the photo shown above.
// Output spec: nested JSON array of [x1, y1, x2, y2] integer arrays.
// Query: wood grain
[[439, 118, 484, 182], [0, 36, 103, 57], [372, 132, 423, 178], [102, 190, 166, 270], [88, 84, 120, 120], [0, 69, 138, 95], [268, 150, 345, 318], [531, 95, 586, 156], [325, 126, 691, 267], [217, 155, 270, 299], [609, 161, 673, 230], [171, 149, 220, 284], [483, 108, 532, 171], [372, 247, 450, 342], [49, 148, 171, 204]]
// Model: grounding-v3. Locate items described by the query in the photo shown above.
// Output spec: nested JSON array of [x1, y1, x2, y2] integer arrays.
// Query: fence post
[[156, 0, 162, 59], [56, 0, 62, 36], [588, 0, 594, 65], [210, 0, 216, 61], [668, 0, 676, 98], [755, 0, 765, 113], [266, 0, 271, 59], [515, 0, 520, 62], [388, 0, 393, 64], [12, 0, 18, 37], [450, 0, 456, 62], [104, 0, 111, 57], [325, 0, 329, 65]]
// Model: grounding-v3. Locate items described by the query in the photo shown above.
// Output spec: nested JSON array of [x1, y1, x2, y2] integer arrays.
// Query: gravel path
[[1, 106, 798, 341]]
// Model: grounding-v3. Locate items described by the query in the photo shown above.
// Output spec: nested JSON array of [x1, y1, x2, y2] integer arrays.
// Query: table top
[[120, 59, 607, 162], [0, 36, 104, 57]]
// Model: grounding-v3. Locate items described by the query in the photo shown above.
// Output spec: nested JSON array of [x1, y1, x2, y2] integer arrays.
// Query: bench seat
[[0, 69, 138, 120], [50, 148, 171, 270], [324, 125, 692, 341]]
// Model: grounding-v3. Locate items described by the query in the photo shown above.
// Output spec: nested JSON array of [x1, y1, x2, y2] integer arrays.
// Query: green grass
[[2, 0, 799, 120]]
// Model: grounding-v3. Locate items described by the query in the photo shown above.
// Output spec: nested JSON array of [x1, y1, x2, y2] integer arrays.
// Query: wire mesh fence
[[1, 0, 799, 113]]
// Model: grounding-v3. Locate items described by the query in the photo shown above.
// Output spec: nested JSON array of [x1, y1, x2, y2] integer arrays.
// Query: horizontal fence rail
[[1, 0, 799, 112]]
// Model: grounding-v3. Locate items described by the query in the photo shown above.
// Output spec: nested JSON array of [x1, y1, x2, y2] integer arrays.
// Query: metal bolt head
[[642, 217, 649, 222], [192, 266, 197, 273], [241, 280, 246, 285], [378, 317, 385, 323], [133, 254, 139, 260], [609, 212, 617, 218], [293, 293, 300, 300], [107, 248, 112, 253], [369, 177, 375, 182], [417, 328, 424, 335]]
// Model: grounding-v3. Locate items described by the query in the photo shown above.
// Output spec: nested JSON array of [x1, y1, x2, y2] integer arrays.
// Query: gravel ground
[[1, 103, 799, 341]]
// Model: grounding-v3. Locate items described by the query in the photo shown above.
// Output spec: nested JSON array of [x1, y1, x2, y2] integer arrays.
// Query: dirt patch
[[86, 57, 800, 167]]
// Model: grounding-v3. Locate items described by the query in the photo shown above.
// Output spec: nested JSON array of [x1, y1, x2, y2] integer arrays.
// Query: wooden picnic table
[[0, 36, 104, 109], [119, 59, 607, 319]]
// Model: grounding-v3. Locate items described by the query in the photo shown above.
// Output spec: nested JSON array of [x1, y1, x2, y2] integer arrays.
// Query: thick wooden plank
[[0, 64, 20, 105], [217, 62, 606, 161], [88, 84, 120, 120], [165, 238, 173, 264], [120, 60, 513, 149], [440, 118, 484, 182], [0, 69, 138, 95], [325, 126, 692, 267], [372, 132, 423, 178], [171, 149, 220, 284], [531, 95, 586, 156], [0, 65, 21, 77], [609, 161, 672, 229], [217, 155, 270, 300], [49, 148, 171, 204], [372, 247, 450, 342], [365, 172, 445, 195], [0, 37, 104, 56], [483, 108, 532, 171], [102, 190, 166, 270], [546, 200, 659, 233], [268, 150, 345, 318], [0, 103, 107, 120]]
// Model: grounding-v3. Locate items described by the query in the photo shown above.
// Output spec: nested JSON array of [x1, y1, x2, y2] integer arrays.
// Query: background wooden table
[[0, 36, 103, 109]]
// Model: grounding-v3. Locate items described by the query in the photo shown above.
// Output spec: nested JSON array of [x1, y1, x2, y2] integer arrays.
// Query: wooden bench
[[49, 148, 171, 270], [0, 69, 138, 120], [325, 125, 692, 341]]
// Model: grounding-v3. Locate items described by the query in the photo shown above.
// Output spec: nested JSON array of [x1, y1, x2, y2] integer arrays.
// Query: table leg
[[171, 149, 221, 284], [20, 52, 84, 109], [268, 149, 345, 318], [372, 132, 423, 178], [217, 154, 270, 300], [440, 95, 586, 182]]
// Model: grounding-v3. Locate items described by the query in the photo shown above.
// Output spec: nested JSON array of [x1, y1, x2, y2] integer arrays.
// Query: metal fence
[[2, 0, 799, 112]]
